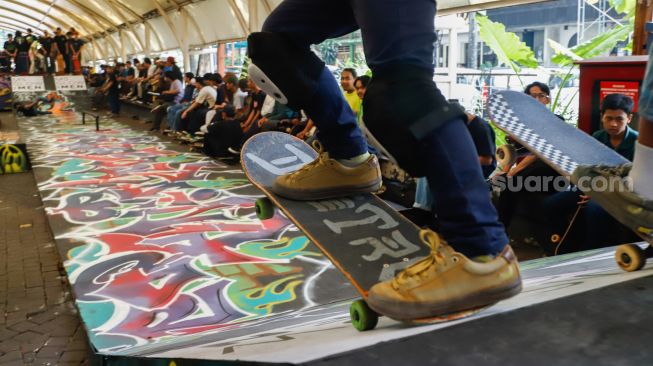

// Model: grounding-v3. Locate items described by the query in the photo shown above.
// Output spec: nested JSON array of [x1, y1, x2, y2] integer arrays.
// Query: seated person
[[203, 105, 243, 157], [239, 78, 267, 135], [165, 73, 197, 132], [181, 76, 217, 134], [150, 71, 183, 131], [539, 93, 640, 255]]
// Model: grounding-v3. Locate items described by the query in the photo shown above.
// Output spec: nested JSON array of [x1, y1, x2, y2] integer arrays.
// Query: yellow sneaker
[[367, 230, 522, 320], [271, 144, 382, 200]]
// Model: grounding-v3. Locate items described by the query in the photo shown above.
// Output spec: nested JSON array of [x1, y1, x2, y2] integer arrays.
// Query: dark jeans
[[263, 0, 507, 256], [107, 92, 120, 114]]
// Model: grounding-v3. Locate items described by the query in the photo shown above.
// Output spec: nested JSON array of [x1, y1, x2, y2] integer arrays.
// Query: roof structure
[[1, 0, 548, 64]]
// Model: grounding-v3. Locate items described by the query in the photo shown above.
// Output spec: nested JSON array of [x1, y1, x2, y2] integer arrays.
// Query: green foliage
[[550, 24, 633, 66], [611, 0, 637, 17], [317, 39, 338, 65], [476, 14, 538, 75]]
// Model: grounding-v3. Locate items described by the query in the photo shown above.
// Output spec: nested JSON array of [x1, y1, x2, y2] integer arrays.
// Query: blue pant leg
[[413, 177, 434, 211], [172, 108, 186, 131], [422, 119, 508, 257], [260, 0, 367, 159], [167, 104, 182, 125]]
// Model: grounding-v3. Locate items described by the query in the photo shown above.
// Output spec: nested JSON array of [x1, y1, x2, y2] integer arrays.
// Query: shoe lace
[[392, 229, 447, 287], [285, 140, 329, 182]]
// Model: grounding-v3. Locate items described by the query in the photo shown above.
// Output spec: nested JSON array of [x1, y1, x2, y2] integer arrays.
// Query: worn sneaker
[[367, 230, 522, 320], [271, 143, 382, 200]]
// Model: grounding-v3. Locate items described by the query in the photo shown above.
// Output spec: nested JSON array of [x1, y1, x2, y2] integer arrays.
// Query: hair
[[164, 70, 175, 80], [184, 72, 195, 80], [143, 57, 151, 65], [195, 76, 205, 85], [66, 31, 72, 36], [342, 68, 357, 78], [132, 58, 140, 64], [222, 104, 236, 118], [601, 93, 634, 115], [355, 75, 371, 88], [225, 75, 238, 86], [212, 73, 223, 84], [238, 78, 249, 90], [524, 81, 551, 96]]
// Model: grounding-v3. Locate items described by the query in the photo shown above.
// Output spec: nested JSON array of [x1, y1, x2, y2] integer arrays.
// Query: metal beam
[[4, 0, 77, 33], [182, 7, 207, 45], [66, 0, 120, 31], [0, 5, 58, 31], [0, 22, 28, 34], [228, 0, 249, 35], [32, 0, 104, 34], [105, 0, 145, 52], [0, 16, 42, 33]]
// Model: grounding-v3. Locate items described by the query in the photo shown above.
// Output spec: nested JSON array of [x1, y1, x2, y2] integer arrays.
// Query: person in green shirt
[[340, 68, 361, 115]]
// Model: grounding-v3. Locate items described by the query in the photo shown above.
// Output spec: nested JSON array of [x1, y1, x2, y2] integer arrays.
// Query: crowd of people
[[1, 28, 85, 75]]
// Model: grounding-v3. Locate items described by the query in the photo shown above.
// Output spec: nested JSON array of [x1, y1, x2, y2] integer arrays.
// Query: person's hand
[[578, 195, 591, 205], [181, 110, 188, 120]]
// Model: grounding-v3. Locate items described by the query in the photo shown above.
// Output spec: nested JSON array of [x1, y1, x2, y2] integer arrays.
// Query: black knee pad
[[363, 66, 465, 176], [247, 32, 324, 110]]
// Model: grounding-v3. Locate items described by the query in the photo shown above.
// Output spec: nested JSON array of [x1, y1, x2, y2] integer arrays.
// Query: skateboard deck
[[488, 90, 653, 269], [241, 131, 487, 329]]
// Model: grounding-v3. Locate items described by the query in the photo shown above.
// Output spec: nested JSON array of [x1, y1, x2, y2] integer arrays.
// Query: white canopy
[[1, 0, 547, 63]]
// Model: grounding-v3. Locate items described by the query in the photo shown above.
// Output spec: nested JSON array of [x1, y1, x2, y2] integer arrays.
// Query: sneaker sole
[[367, 279, 522, 321], [271, 178, 383, 201]]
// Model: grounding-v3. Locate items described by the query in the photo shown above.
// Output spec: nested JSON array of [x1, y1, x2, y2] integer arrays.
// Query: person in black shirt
[[53, 28, 67, 74], [14, 31, 29, 75], [64, 32, 74, 74], [2, 34, 16, 72], [96, 65, 120, 115], [70, 33, 84, 74], [40, 30, 55, 74]]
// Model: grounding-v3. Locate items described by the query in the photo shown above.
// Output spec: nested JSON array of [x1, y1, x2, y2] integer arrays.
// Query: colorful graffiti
[[19, 116, 351, 354]]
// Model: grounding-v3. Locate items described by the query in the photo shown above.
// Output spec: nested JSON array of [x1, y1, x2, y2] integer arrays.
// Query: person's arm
[[297, 120, 314, 139], [507, 154, 537, 177]]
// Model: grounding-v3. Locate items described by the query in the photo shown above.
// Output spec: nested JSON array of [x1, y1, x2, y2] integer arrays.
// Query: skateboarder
[[247, 0, 521, 320]]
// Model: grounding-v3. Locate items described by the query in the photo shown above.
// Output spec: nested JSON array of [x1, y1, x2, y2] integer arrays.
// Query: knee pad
[[363, 66, 465, 176], [247, 32, 324, 110]]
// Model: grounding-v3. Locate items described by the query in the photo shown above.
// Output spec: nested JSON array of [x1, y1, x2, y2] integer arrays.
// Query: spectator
[[14, 31, 29, 74], [239, 78, 267, 134], [69, 32, 84, 74], [182, 76, 217, 134], [64, 32, 75, 74], [3, 34, 17, 72], [96, 64, 119, 116], [53, 28, 67, 74], [150, 70, 183, 131], [592, 93, 638, 160], [203, 105, 243, 158], [233, 78, 249, 114], [539, 93, 640, 254], [341, 68, 361, 115], [40, 30, 55, 74]]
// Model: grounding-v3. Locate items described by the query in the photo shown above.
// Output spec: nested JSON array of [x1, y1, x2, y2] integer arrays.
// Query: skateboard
[[241, 131, 487, 331], [488, 90, 653, 272]]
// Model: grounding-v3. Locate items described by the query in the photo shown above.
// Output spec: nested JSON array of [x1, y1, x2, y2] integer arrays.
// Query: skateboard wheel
[[255, 198, 275, 220], [349, 299, 379, 331], [615, 244, 646, 272], [496, 144, 517, 169]]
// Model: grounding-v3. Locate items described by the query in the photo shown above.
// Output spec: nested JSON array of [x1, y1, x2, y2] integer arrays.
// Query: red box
[[576, 56, 648, 133]]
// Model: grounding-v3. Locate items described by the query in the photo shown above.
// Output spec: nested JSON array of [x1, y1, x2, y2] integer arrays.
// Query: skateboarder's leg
[[249, 0, 367, 159], [345, 0, 520, 319], [631, 46, 653, 200], [248, 0, 382, 199]]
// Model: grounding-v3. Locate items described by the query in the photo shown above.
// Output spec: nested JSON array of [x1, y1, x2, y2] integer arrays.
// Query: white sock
[[338, 152, 370, 167], [629, 142, 653, 200]]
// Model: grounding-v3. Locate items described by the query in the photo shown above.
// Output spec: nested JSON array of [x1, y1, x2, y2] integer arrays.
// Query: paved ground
[[0, 111, 90, 366]]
